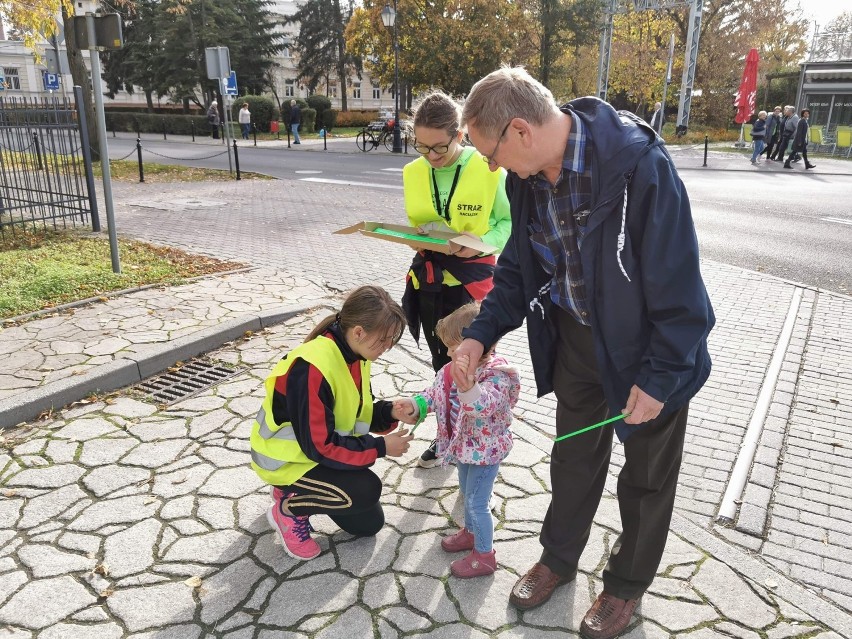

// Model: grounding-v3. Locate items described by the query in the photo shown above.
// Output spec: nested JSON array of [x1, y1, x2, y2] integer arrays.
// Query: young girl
[[398, 303, 520, 578], [400, 89, 512, 469], [250, 286, 414, 560]]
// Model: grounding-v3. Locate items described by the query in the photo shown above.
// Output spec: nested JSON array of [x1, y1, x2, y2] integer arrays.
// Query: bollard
[[253, 123, 257, 147], [136, 137, 144, 183], [221, 123, 225, 144], [163, 119, 168, 140], [703, 135, 709, 167], [323, 129, 327, 151], [233, 139, 241, 181], [33, 132, 44, 170], [287, 126, 291, 149], [404, 134, 408, 154], [112, 122, 116, 138], [191, 120, 196, 142]]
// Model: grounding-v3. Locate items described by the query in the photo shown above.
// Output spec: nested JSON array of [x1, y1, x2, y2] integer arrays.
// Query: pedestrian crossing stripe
[[821, 217, 852, 226]]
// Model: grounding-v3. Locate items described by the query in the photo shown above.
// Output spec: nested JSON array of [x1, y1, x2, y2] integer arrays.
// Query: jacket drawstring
[[529, 282, 550, 319], [616, 175, 632, 282]]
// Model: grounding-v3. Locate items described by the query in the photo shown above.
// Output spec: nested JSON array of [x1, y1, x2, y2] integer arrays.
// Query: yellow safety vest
[[403, 152, 500, 237], [250, 335, 374, 486]]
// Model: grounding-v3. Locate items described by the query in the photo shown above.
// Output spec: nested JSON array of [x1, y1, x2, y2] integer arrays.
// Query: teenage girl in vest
[[250, 286, 415, 560], [401, 90, 512, 468], [397, 303, 520, 578]]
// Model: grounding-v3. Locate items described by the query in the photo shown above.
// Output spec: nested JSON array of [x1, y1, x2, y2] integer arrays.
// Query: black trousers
[[418, 284, 473, 372], [278, 465, 384, 537], [540, 309, 688, 600], [771, 134, 791, 160], [763, 133, 779, 158], [785, 144, 809, 167]]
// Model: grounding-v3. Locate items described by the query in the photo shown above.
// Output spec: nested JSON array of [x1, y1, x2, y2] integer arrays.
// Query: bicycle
[[356, 119, 395, 152]]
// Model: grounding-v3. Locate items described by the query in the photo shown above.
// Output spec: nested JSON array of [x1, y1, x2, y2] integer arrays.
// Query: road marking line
[[295, 170, 322, 174], [299, 177, 403, 190], [822, 217, 852, 226], [380, 168, 404, 172]]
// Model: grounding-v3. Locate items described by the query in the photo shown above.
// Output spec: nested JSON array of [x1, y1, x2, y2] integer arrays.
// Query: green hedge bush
[[322, 109, 338, 132], [307, 95, 332, 129], [334, 110, 380, 128], [105, 112, 210, 136], [230, 95, 278, 133]]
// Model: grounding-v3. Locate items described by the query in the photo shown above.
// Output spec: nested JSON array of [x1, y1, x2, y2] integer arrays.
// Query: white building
[[0, 1, 392, 112]]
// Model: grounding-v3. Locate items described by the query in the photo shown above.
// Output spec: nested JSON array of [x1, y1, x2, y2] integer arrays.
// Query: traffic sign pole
[[221, 78, 233, 173]]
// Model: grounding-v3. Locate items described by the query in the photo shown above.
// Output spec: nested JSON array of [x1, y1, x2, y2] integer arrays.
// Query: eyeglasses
[[481, 121, 511, 166], [412, 136, 455, 155]]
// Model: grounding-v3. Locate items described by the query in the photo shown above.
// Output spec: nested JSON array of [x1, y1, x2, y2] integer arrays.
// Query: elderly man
[[771, 105, 798, 161], [454, 66, 714, 639]]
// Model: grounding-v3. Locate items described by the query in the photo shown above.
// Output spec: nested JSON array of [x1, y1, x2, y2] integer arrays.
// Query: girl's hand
[[384, 429, 413, 457], [391, 398, 418, 424], [451, 232, 481, 258]]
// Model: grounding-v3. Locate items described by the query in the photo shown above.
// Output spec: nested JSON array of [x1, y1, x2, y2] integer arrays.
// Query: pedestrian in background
[[207, 100, 220, 139], [459, 66, 714, 639], [239, 103, 251, 140], [250, 285, 414, 561], [750, 110, 767, 164], [289, 99, 302, 144], [762, 106, 782, 159], [771, 105, 798, 161], [785, 108, 816, 170], [400, 90, 512, 470], [648, 101, 663, 134]]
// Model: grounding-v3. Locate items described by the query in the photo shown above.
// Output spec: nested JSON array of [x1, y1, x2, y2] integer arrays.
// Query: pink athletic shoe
[[441, 528, 475, 553], [450, 549, 497, 578], [266, 505, 321, 560]]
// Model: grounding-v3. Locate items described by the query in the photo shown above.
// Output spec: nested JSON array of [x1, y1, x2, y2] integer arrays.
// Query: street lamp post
[[381, 2, 403, 153]]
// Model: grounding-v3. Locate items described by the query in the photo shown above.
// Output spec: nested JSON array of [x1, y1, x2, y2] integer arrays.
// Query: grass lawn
[[97, 160, 272, 182], [0, 229, 245, 320]]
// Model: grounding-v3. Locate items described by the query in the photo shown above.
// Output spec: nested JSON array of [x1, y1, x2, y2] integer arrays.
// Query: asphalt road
[[107, 135, 852, 295]]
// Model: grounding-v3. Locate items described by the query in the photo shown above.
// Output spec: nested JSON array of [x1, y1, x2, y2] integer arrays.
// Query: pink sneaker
[[441, 528, 475, 553], [450, 549, 497, 578], [266, 505, 321, 560], [270, 486, 287, 503]]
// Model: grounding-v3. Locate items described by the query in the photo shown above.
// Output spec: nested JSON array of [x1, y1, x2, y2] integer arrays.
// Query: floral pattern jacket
[[417, 355, 520, 466]]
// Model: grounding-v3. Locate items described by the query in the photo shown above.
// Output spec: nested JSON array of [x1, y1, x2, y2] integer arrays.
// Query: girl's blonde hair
[[306, 285, 406, 345], [435, 302, 480, 347]]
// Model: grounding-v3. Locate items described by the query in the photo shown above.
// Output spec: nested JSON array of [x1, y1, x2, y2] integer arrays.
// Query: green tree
[[102, 0, 161, 112], [288, 0, 359, 111]]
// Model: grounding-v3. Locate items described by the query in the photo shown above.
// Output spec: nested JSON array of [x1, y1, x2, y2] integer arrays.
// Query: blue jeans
[[457, 462, 500, 552], [241, 123, 250, 140], [751, 139, 765, 162], [291, 123, 301, 143]]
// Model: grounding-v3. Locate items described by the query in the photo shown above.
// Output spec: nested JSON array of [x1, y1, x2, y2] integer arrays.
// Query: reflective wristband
[[412, 395, 428, 430]]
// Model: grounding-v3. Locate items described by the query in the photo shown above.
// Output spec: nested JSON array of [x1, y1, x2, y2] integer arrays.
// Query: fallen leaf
[[184, 576, 202, 588], [93, 563, 110, 576], [764, 578, 778, 589], [99, 588, 114, 598], [171, 476, 188, 485], [143, 497, 157, 505], [2, 489, 17, 498]]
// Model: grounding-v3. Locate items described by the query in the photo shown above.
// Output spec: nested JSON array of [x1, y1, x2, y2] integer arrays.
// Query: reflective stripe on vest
[[250, 335, 374, 486], [403, 150, 500, 236]]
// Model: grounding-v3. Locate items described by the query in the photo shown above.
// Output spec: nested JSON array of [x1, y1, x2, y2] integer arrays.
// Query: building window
[[2, 68, 21, 90], [329, 84, 338, 98], [353, 82, 361, 99], [372, 87, 381, 100], [284, 79, 295, 97]]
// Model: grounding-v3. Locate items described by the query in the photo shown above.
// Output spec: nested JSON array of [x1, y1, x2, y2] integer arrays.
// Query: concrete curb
[[1, 304, 312, 429]]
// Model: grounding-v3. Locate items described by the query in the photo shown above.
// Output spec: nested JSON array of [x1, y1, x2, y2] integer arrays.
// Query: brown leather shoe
[[580, 593, 640, 639], [509, 562, 575, 610]]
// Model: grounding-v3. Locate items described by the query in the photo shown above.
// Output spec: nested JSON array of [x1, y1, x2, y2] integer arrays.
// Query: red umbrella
[[734, 48, 760, 124]]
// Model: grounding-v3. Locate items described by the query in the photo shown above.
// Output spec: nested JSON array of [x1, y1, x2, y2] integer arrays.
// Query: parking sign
[[43, 72, 61, 91]]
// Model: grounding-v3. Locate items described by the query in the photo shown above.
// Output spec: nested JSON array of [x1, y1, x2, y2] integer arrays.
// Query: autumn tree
[[288, 0, 359, 111], [346, 0, 530, 99]]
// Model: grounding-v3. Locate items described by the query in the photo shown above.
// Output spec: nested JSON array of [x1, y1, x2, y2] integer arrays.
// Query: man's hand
[[383, 429, 413, 457], [391, 398, 418, 424], [451, 339, 484, 389], [623, 385, 664, 424]]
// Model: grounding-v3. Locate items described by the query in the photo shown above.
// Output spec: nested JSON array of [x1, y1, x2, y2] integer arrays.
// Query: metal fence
[[0, 94, 97, 238]]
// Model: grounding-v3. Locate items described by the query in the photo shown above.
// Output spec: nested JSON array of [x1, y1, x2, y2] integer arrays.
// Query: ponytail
[[304, 287, 405, 345]]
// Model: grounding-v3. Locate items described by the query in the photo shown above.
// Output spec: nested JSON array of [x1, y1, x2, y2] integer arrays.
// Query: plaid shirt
[[528, 111, 593, 326]]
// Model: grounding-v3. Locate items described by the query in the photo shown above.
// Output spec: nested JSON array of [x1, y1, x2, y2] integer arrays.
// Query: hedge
[[334, 110, 381, 128], [230, 95, 278, 133], [105, 112, 211, 136]]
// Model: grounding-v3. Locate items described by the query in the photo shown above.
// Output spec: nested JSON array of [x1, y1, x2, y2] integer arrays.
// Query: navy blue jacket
[[463, 97, 714, 441]]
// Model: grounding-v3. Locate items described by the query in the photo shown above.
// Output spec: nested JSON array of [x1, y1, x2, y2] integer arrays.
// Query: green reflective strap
[[553, 413, 629, 442], [410, 395, 429, 432]]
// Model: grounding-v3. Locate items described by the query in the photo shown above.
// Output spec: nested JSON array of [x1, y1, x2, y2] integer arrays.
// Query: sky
[[796, 0, 852, 31]]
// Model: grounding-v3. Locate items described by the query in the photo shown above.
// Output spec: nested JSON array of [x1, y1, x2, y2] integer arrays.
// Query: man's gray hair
[[461, 66, 560, 138]]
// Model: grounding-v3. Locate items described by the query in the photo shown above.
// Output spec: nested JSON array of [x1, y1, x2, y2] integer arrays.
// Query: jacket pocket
[[608, 343, 643, 372]]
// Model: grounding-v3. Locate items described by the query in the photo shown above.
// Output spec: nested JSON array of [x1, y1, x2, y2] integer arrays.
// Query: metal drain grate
[[138, 360, 241, 404]]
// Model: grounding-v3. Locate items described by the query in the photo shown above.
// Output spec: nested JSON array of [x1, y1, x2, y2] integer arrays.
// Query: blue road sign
[[43, 72, 60, 91], [223, 71, 238, 96]]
